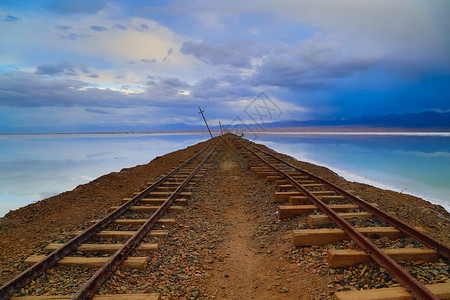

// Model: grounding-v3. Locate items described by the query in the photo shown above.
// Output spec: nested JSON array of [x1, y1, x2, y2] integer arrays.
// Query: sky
[[0, 0, 449, 133]]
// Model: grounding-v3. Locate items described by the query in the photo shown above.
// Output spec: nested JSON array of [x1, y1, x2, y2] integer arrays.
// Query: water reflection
[[0, 133, 208, 217], [252, 135, 450, 212]]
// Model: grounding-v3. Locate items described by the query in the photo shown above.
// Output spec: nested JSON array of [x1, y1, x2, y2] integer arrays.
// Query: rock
[[278, 287, 289, 293], [188, 288, 200, 299]]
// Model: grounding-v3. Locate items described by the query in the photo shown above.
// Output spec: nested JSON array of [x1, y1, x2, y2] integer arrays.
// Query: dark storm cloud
[[45, 0, 107, 15], [181, 40, 268, 68]]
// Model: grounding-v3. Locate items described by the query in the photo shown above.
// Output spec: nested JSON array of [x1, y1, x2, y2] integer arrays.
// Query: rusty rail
[[240, 141, 440, 300], [0, 139, 218, 300], [72, 140, 221, 299], [248, 142, 450, 260]]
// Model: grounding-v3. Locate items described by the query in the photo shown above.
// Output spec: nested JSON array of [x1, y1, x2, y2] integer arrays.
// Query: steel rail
[[247, 142, 450, 260], [72, 139, 221, 299], [0, 139, 216, 300], [240, 141, 439, 300]]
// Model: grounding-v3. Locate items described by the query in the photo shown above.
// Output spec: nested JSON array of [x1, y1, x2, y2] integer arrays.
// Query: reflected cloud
[[0, 134, 207, 217]]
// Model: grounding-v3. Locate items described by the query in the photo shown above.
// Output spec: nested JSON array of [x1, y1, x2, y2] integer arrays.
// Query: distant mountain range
[[257, 111, 450, 129], [6, 111, 447, 134], [165, 111, 450, 131]]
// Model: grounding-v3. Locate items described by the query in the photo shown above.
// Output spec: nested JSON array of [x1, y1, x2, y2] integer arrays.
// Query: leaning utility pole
[[219, 121, 224, 135], [198, 107, 213, 139]]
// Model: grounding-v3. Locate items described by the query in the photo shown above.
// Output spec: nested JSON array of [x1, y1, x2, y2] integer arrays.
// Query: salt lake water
[[250, 132, 450, 212], [0, 133, 208, 217], [0, 132, 449, 217]]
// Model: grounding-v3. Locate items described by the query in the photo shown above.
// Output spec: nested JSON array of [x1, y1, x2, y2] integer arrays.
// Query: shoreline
[[289, 153, 450, 213], [1, 125, 449, 136], [1, 132, 449, 217], [258, 142, 450, 214]]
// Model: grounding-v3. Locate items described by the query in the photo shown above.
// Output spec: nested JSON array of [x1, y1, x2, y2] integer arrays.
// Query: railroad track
[[0, 139, 221, 300], [234, 136, 450, 300]]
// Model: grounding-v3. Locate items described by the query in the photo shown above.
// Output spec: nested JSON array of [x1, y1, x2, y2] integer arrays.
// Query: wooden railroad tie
[[109, 205, 184, 213], [308, 212, 373, 227], [275, 179, 314, 185], [134, 191, 192, 197], [249, 166, 268, 171], [274, 191, 337, 202], [277, 182, 317, 190], [44, 243, 158, 253], [75, 230, 169, 238], [327, 248, 439, 268], [278, 183, 324, 190], [121, 198, 188, 206], [252, 169, 298, 176], [170, 174, 203, 179], [278, 203, 378, 219], [11, 293, 162, 299], [25, 256, 149, 270], [290, 195, 345, 205], [92, 218, 176, 225], [292, 227, 405, 246], [266, 175, 309, 182], [333, 282, 450, 300], [176, 171, 204, 175], [155, 186, 194, 192], [153, 180, 199, 186]]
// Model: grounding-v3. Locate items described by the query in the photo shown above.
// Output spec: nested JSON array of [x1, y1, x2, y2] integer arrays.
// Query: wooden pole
[[198, 107, 213, 138]]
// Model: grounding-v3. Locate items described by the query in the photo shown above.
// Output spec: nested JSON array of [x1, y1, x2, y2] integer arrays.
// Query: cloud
[[265, 0, 450, 72], [190, 76, 255, 100], [0, 71, 145, 108], [145, 76, 191, 97], [114, 24, 126, 30], [137, 24, 149, 31], [3, 15, 19, 22], [85, 108, 113, 114], [140, 59, 156, 64], [252, 37, 380, 89], [54, 25, 72, 30], [45, 0, 107, 15], [181, 40, 268, 67], [35, 62, 78, 76], [34, 62, 99, 79], [64, 33, 92, 40], [90, 25, 107, 32]]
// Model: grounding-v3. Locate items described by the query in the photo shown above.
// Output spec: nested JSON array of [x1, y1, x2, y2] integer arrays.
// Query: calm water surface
[[0, 133, 208, 217], [0, 132, 449, 217], [251, 134, 450, 212]]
